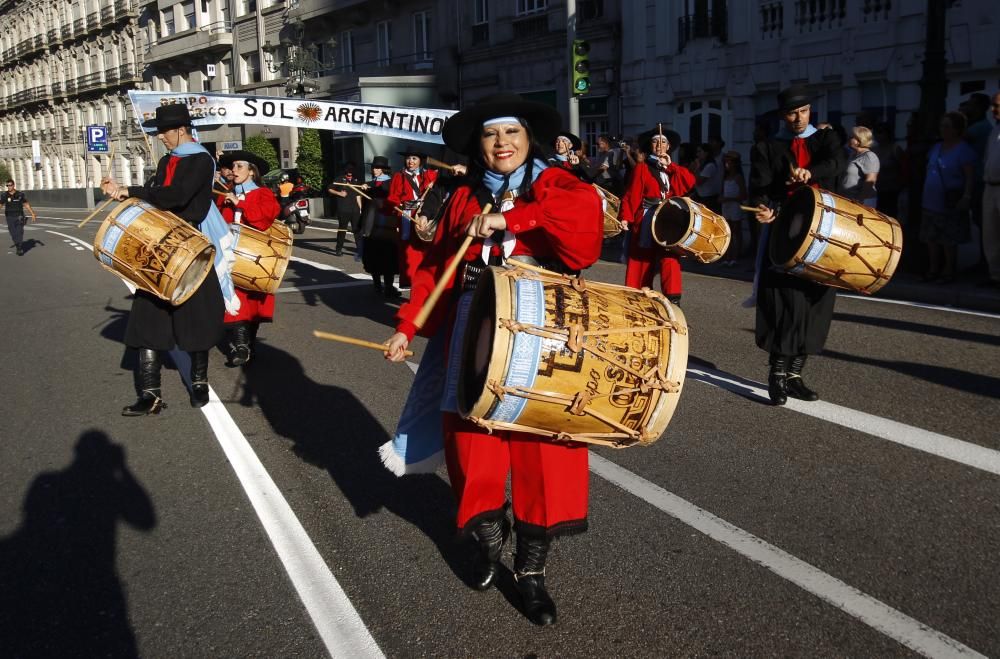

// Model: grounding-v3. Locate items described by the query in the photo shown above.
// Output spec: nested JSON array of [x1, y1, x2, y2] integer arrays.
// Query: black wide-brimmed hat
[[218, 150, 270, 176], [397, 145, 428, 160], [777, 85, 813, 114], [554, 132, 582, 151], [637, 126, 676, 152], [141, 103, 193, 132], [369, 155, 391, 170], [442, 93, 563, 156]]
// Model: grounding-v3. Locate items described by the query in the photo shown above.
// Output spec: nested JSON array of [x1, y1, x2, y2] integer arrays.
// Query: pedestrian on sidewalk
[[2, 179, 37, 256], [840, 126, 880, 207], [327, 162, 362, 257]]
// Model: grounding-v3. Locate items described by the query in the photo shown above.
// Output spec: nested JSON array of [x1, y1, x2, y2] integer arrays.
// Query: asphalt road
[[1, 207, 998, 658]]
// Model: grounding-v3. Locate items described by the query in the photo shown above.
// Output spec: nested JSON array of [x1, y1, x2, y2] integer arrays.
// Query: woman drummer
[[620, 127, 696, 304], [547, 132, 589, 181], [383, 93, 603, 626], [216, 150, 281, 366]]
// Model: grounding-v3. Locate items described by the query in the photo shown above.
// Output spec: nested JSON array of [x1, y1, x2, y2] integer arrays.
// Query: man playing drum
[[101, 104, 229, 415], [216, 151, 281, 367], [749, 86, 846, 406], [383, 94, 603, 626], [620, 128, 696, 305]]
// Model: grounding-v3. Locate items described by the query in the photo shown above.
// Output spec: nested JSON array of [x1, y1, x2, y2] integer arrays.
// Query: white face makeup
[[480, 121, 529, 175]]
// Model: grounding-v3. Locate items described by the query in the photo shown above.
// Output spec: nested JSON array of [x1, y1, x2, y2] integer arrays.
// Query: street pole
[[567, 0, 580, 137]]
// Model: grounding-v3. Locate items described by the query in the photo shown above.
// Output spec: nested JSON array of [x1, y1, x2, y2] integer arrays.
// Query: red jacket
[[619, 160, 695, 228], [396, 166, 603, 340], [218, 186, 280, 231], [388, 168, 439, 218]]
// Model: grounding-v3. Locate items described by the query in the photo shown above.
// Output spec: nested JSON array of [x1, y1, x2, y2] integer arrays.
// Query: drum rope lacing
[[798, 205, 902, 293]]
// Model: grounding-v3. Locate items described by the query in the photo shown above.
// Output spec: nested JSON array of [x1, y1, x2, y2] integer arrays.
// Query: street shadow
[[97, 299, 179, 392], [282, 260, 399, 329], [832, 311, 1000, 347], [822, 348, 1000, 399], [233, 341, 469, 582], [19, 237, 43, 254], [0, 430, 156, 657]]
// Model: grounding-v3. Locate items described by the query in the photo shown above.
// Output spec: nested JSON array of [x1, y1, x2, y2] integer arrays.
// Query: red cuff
[[397, 319, 419, 343], [501, 204, 540, 233]]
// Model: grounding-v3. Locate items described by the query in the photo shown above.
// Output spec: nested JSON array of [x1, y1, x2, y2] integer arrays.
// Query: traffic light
[[571, 39, 590, 95]]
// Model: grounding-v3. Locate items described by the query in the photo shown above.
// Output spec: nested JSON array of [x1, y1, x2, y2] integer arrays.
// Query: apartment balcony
[[77, 72, 104, 93], [64, 78, 78, 94], [46, 29, 58, 42], [145, 22, 233, 64], [61, 25, 72, 40], [51, 81, 62, 96], [73, 18, 85, 33], [87, 12, 101, 32], [61, 126, 75, 141], [115, 0, 138, 18], [118, 63, 142, 83], [106, 67, 120, 85], [287, 0, 366, 23], [101, 6, 114, 22], [677, 10, 728, 52]]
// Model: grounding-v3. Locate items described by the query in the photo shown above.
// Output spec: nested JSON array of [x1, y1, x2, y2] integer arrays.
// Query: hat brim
[[218, 150, 270, 176], [638, 126, 676, 150], [140, 118, 191, 132], [442, 95, 563, 156], [779, 96, 813, 113], [397, 151, 428, 159], [555, 133, 582, 151]]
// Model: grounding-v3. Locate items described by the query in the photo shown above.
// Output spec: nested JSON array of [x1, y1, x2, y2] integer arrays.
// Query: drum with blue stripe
[[457, 263, 688, 448], [769, 186, 902, 294], [651, 196, 731, 263]]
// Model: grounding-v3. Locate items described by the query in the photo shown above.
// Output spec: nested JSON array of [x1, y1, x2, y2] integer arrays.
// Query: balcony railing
[[51, 81, 62, 96], [118, 63, 140, 81], [47, 29, 58, 42], [61, 126, 75, 141], [61, 25, 72, 39], [77, 71, 104, 91], [760, 1, 784, 38], [106, 68, 120, 85], [678, 10, 727, 52], [87, 12, 101, 31], [862, 0, 891, 22], [33, 34, 44, 50], [794, 0, 846, 31], [115, 0, 137, 16], [101, 6, 114, 22], [73, 17, 85, 32], [65, 78, 77, 93]]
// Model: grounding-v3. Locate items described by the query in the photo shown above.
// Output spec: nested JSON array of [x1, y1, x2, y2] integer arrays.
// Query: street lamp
[[261, 18, 335, 97]]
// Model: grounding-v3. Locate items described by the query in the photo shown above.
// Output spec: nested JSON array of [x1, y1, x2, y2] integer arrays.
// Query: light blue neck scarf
[[482, 158, 548, 199], [234, 179, 259, 195], [776, 124, 818, 141]]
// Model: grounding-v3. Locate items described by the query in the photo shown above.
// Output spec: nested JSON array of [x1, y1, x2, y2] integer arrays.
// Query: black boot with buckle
[[470, 515, 509, 591], [229, 323, 252, 367], [767, 354, 789, 406], [514, 534, 557, 626], [123, 349, 166, 416], [190, 350, 210, 408], [786, 355, 819, 401]]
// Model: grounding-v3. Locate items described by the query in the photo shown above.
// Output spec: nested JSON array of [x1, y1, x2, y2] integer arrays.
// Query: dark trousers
[[6, 215, 24, 246], [336, 211, 360, 251]]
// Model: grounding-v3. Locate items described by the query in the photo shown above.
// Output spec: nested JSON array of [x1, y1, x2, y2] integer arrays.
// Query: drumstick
[[77, 196, 116, 228], [313, 330, 413, 357], [105, 144, 116, 179], [329, 181, 373, 200], [424, 156, 458, 173], [412, 202, 493, 330], [740, 205, 763, 213]]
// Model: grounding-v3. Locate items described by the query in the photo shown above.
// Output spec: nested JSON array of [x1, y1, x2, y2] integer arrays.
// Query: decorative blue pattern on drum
[[681, 205, 702, 249], [99, 202, 146, 266], [792, 190, 836, 273], [441, 292, 475, 414], [488, 277, 545, 424]]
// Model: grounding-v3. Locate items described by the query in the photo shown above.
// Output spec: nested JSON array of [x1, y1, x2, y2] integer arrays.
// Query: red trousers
[[399, 237, 429, 289], [443, 413, 590, 536], [625, 246, 682, 296]]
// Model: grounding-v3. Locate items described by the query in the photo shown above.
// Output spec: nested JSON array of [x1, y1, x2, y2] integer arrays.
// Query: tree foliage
[[0, 162, 11, 184], [296, 128, 324, 192], [244, 135, 279, 173]]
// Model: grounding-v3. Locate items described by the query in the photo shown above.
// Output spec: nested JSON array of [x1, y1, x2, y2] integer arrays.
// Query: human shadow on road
[[236, 341, 469, 582], [822, 348, 1000, 399], [19, 237, 43, 254], [0, 430, 156, 658], [282, 260, 399, 329], [97, 300, 179, 391], [832, 311, 1000, 347]]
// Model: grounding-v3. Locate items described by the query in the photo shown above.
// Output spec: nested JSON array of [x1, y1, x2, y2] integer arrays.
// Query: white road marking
[[277, 281, 370, 293], [840, 293, 1000, 320], [289, 255, 345, 271], [170, 352, 383, 659], [687, 366, 1000, 477], [589, 453, 985, 659], [45, 230, 92, 249]]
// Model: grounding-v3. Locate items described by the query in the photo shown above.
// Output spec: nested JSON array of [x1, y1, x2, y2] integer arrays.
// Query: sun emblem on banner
[[296, 103, 322, 122]]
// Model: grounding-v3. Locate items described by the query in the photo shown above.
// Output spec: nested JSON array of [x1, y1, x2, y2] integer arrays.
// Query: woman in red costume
[[621, 128, 696, 304], [383, 94, 603, 626], [216, 151, 280, 366], [388, 148, 439, 288]]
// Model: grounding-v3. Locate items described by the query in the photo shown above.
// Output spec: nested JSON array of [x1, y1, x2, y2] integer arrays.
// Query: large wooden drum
[[594, 184, 624, 239], [230, 221, 293, 294], [93, 198, 214, 305], [770, 186, 902, 294], [457, 263, 688, 449], [651, 196, 731, 263]]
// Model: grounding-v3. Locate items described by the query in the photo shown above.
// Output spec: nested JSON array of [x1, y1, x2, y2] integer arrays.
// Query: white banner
[[128, 91, 455, 144]]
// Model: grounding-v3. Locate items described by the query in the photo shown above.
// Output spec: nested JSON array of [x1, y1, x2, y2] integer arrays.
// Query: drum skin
[[230, 221, 293, 294], [594, 184, 624, 239], [93, 198, 214, 305], [770, 186, 902, 294], [651, 196, 731, 264], [458, 264, 688, 448]]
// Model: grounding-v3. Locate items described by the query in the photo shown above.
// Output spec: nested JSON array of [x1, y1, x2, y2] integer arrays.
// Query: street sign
[[222, 140, 242, 151], [86, 124, 109, 153]]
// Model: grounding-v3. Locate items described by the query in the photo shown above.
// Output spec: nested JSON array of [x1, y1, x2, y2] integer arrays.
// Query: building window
[[182, 0, 196, 30], [413, 11, 431, 62], [340, 30, 354, 72], [376, 20, 391, 67], [242, 52, 260, 84], [516, 0, 546, 15], [675, 99, 728, 146], [472, 0, 488, 43], [579, 0, 603, 21], [794, 0, 846, 31], [161, 8, 174, 36], [678, 0, 727, 52], [759, 1, 783, 37], [582, 118, 609, 159]]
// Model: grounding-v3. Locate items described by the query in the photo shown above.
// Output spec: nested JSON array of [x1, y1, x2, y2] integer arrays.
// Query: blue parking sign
[[86, 124, 109, 153]]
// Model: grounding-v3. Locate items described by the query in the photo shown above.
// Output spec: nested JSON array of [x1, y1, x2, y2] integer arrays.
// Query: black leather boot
[[514, 534, 557, 626], [229, 323, 252, 367], [189, 351, 210, 408], [767, 354, 789, 406], [123, 349, 166, 416], [470, 516, 509, 591], [786, 355, 819, 401], [667, 294, 682, 306]]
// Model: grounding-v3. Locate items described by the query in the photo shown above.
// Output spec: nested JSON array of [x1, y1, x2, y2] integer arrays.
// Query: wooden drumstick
[[740, 205, 763, 213], [313, 330, 413, 357], [425, 156, 459, 174], [77, 196, 116, 228], [412, 202, 493, 330], [329, 181, 373, 200]]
